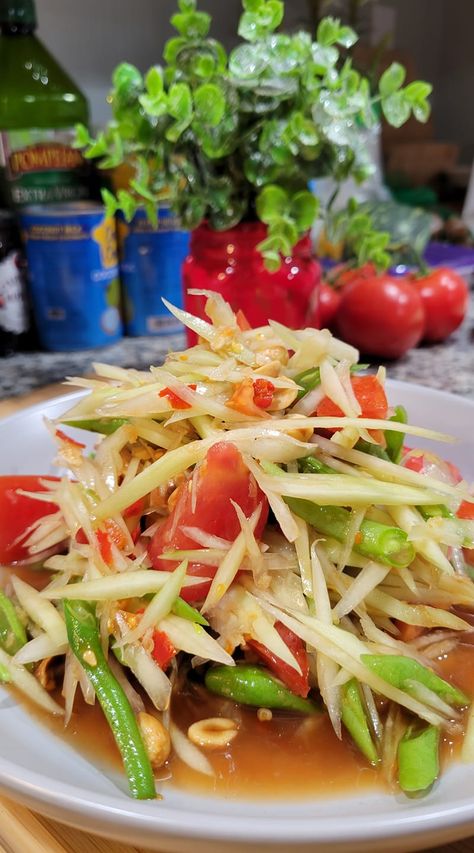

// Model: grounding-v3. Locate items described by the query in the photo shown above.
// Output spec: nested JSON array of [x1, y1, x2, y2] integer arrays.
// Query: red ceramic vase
[[183, 222, 321, 340]]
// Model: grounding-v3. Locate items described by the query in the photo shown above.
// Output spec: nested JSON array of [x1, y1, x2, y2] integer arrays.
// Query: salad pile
[[1, 291, 474, 801]]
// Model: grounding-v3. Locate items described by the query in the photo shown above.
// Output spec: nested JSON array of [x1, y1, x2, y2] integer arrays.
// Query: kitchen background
[[1, 0, 473, 399]]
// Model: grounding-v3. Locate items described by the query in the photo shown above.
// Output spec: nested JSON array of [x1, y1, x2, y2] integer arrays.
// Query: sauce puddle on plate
[[2, 565, 472, 802]]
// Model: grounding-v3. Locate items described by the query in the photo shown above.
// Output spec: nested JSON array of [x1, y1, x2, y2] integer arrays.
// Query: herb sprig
[[76, 0, 431, 270]]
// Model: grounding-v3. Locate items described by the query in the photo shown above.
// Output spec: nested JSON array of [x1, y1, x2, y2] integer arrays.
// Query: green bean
[[0, 590, 26, 656], [285, 498, 415, 568], [294, 364, 368, 400], [298, 456, 336, 475], [64, 599, 156, 799], [397, 725, 440, 796], [205, 664, 318, 714], [418, 504, 453, 521], [354, 439, 391, 462], [361, 655, 468, 707], [172, 596, 209, 626], [63, 418, 128, 435], [385, 405, 408, 463], [341, 679, 378, 765]]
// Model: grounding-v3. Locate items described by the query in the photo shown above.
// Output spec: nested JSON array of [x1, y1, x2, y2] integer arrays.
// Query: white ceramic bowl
[[0, 382, 473, 853]]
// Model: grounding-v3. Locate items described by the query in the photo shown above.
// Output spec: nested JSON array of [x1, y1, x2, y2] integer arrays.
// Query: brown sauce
[[3, 563, 474, 801]]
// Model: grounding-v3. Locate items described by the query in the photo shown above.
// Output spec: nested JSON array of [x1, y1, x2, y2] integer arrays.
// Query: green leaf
[[101, 188, 118, 218], [129, 179, 156, 203], [112, 63, 143, 103], [256, 185, 289, 222], [117, 189, 138, 221], [194, 83, 225, 127], [403, 80, 432, 102], [381, 91, 411, 127], [337, 25, 357, 48], [139, 93, 168, 118], [379, 62, 406, 97], [171, 10, 211, 38], [168, 82, 193, 121], [145, 66, 164, 98], [290, 191, 318, 230], [239, 0, 284, 42], [163, 36, 187, 65], [74, 123, 92, 148], [178, 0, 196, 11], [412, 99, 431, 122], [193, 52, 216, 78]]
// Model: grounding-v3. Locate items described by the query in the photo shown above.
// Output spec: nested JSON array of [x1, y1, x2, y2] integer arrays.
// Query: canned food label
[[0, 251, 28, 334], [0, 128, 90, 206]]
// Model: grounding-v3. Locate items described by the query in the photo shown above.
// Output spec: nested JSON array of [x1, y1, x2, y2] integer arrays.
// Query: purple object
[[391, 242, 474, 281]]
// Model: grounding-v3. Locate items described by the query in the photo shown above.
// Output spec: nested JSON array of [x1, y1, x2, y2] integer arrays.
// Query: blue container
[[119, 207, 189, 337], [21, 203, 123, 351]]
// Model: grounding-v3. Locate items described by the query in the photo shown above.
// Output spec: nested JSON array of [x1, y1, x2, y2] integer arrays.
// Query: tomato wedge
[[247, 621, 310, 698], [316, 375, 388, 442], [148, 442, 268, 603], [0, 475, 59, 564], [151, 630, 176, 670]]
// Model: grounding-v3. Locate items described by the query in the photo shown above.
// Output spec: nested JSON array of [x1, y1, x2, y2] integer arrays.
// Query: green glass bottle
[[0, 0, 91, 207]]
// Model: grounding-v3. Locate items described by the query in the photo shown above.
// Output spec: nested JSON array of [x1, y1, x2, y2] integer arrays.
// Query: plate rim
[[1, 380, 474, 847]]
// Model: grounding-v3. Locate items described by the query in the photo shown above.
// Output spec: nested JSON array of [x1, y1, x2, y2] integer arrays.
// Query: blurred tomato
[[319, 282, 341, 328], [410, 267, 469, 342], [335, 274, 425, 359]]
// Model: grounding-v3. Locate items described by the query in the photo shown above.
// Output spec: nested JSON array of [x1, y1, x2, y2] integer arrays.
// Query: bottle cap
[[0, 0, 36, 28]]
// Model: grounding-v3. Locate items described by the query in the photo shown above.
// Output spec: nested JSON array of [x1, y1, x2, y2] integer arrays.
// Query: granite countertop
[[1, 301, 473, 401]]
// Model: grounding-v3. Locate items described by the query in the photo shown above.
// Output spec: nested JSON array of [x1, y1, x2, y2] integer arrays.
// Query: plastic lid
[[0, 0, 36, 27]]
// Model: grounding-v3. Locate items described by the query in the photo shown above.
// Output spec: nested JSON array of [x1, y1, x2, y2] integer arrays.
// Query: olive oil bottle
[[0, 0, 91, 207]]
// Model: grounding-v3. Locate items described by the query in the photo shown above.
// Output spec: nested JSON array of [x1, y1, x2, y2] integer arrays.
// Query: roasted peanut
[[137, 712, 171, 768], [187, 717, 239, 749]]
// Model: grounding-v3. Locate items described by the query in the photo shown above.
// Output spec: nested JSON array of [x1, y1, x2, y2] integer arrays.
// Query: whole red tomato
[[335, 274, 425, 359], [319, 282, 341, 328], [410, 267, 469, 342]]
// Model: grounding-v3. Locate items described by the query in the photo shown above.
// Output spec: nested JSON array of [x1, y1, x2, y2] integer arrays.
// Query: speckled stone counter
[[1, 301, 473, 401]]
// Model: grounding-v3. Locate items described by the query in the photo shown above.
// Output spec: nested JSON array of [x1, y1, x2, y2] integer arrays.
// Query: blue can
[[21, 203, 123, 351], [118, 207, 189, 337]]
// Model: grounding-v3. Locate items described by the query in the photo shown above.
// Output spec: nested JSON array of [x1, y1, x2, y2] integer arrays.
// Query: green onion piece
[[398, 725, 440, 796], [63, 418, 128, 435], [0, 591, 27, 656], [385, 405, 408, 463], [361, 654, 468, 707], [341, 679, 379, 765]]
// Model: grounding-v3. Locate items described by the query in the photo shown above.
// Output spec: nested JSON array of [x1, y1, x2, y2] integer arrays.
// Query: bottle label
[[0, 252, 28, 334], [0, 128, 90, 206]]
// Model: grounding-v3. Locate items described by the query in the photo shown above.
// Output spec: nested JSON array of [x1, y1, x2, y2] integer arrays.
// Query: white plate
[[0, 381, 473, 853]]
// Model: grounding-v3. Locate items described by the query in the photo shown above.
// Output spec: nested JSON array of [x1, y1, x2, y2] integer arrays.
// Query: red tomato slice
[[458, 501, 474, 520], [402, 449, 463, 484], [148, 442, 269, 603], [158, 384, 197, 410], [152, 630, 176, 670], [0, 475, 59, 564], [247, 621, 310, 698], [316, 375, 388, 442]]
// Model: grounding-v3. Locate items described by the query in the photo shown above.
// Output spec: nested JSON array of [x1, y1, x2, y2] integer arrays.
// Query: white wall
[[34, 0, 238, 126]]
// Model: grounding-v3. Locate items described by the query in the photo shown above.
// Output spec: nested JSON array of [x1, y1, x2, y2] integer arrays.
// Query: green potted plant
[[76, 0, 431, 330]]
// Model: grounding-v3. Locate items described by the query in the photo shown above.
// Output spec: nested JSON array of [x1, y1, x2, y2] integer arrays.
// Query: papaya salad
[[1, 290, 474, 802]]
